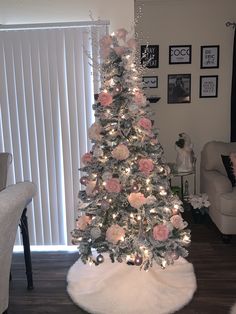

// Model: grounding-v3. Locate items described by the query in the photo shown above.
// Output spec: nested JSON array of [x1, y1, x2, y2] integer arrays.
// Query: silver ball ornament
[[96, 254, 104, 264], [90, 227, 102, 239], [134, 255, 143, 266]]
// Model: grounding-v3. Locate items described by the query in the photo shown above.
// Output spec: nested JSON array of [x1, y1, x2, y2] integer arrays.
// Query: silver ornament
[[94, 146, 104, 158], [90, 227, 102, 239], [102, 171, 113, 181]]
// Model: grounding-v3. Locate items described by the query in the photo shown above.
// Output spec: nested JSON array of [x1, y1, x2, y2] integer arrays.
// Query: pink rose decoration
[[112, 144, 130, 160], [127, 38, 137, 49], [100, 35, 112, 48], [76, 215, 91, 231], [153, 224, 169, 241], [98, 92, 113, 107], [170, 215, 186, 230], [138, 117, 152, 130], [151, 138, 158, 145], [114, 46, 126, 56], [86, 180, 97, 196], [128, 192, 146, 209], [82, 152, 93, 165], [106, 224, 125, 244], [88, 122, 102, 141], [116, 28, 128, 40], [138, 158, 154, 175], [134, 90, 146, 106], [105, 178, 122, 193], [100, 47, 111, 58]]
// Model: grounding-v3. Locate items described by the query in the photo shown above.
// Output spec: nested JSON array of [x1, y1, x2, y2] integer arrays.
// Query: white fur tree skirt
[[67, 255, 197, 314]]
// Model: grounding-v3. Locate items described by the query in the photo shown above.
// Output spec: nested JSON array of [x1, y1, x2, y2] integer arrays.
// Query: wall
[[0, 0, 134, 32], [135, 0, 236, 191]]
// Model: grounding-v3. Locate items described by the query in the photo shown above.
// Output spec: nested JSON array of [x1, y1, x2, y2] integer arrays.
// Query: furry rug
[[67, 255, 197, 314]]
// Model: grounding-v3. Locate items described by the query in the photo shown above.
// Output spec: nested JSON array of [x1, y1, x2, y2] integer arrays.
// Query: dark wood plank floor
[[8, 214, 236, 314]]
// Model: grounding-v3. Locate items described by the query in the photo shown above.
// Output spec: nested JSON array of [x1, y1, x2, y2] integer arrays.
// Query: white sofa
[[0, 182, 36, 314], [200, 141, 236, 238]]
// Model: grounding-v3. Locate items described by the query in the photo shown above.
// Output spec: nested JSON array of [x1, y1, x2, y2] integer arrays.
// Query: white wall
[[135, 0, 236, 191], [0, 0, 134, 32]]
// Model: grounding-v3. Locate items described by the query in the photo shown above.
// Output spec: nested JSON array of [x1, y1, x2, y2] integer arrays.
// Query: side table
[[170, 169, 196, 201]]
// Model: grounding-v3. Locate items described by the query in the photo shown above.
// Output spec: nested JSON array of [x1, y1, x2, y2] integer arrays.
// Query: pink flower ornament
[[85, 180, 97, 196], [106, 224, 125, 244], [128, 192, 146, 209], [134, 90, 146, 106], [98, 92, 113, 107], [100, 46, 111, 59], [138, 158, 154, 175], [112, 144, 130, 160], [170, 215, 186, 230], [88, 122, 102, 141], [126, 38, 137, 49], [105, 178, 122, 193], [153, 224, 169, 241], [114, 46, 126, 56], [76, 215, 91, 231], [116, 28, 128, 41], [138, 117, 152, 130], [82, 152, 93, 165], [100, 35, 113, 48]]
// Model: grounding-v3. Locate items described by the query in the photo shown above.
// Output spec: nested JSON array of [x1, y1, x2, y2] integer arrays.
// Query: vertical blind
[[0, 22, 108, 245]]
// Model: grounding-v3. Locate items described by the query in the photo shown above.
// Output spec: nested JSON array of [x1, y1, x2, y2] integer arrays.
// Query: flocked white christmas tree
[[71, 28, 191, 271]]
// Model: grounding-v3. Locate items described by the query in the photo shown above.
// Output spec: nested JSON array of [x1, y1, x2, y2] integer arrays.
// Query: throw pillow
[[221, 154, 236, 187]]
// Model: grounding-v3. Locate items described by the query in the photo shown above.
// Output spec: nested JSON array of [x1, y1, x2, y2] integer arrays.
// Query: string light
[[161, 260, 167, 268], [182, 234, 191, 245], [160, 190, 167, 196]]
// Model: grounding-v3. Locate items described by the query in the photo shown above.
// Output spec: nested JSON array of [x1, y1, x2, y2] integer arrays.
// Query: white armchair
[[200, 141, 236, 240], [0, 182, 36, 314]]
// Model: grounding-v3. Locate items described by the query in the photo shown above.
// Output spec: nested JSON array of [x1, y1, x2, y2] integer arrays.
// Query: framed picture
[[141, 45, 159, 68], [168, 74, 191, 104], [201, 45, 219, 68], [142, 76, 158, 88], [169, 45, 192, 64], [200, 75, 218, 98]]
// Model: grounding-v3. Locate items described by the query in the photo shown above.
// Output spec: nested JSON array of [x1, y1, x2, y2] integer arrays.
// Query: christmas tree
[[71, 28, 191, 271]]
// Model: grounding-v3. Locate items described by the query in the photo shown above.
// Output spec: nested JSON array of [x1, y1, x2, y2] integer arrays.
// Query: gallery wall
[[135, 0, 236, 191]]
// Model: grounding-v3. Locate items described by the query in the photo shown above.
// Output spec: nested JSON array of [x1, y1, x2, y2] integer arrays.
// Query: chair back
[[0, 153, 12, 191]]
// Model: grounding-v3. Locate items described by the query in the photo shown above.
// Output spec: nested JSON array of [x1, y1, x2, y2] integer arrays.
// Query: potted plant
[[187, 193, 211, 223]]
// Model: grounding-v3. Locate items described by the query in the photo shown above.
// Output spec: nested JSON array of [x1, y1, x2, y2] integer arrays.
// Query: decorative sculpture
[[175, 133, 195, 173]]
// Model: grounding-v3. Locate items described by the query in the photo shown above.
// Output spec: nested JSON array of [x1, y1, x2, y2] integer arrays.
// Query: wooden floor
[[8, 214, 236, 314]]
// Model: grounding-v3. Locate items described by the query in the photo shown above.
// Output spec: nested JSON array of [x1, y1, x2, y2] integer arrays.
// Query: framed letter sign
[[169, 45, 192, 64], [200, 75, 218, 98], [141, 45, 159, 68], [201, 45, 219, 68]]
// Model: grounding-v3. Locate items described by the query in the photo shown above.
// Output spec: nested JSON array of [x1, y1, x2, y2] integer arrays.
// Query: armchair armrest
[[201, 170, 232, 195]]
